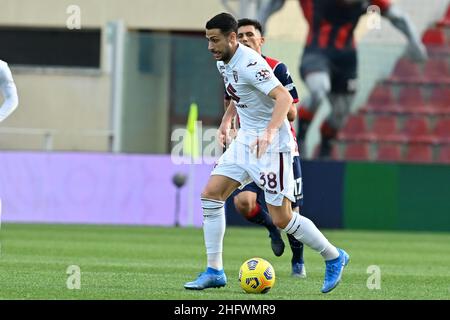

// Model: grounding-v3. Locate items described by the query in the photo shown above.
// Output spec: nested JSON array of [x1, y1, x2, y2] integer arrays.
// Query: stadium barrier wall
[[228, 161, 450, 232], [0, 152, 212, 227], [344, 162, 450, 232], [1, 152, 449, 232]]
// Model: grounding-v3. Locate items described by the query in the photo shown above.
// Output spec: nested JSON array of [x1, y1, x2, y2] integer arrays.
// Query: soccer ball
[[238, 257, 276, 294]]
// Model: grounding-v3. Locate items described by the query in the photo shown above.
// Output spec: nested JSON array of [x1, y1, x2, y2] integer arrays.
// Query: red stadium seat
[[423, 59, 450, 84], [370, 115, 402, 142], [337, 114, 369, 141], [429, 86, 450, 114], [437, 145, 450, 164], [388, 58, 422, 84], [422, 27, 446, 45], [404, 144, 433, 163], [376, 143, 402, 162], [401, 117, 433, 143], [437, 5, 450, 27], [397, 86, 429, 114], [432, 118, 450, 144], [362, 84, 397, 113], [421, 27, 450, 57], [344, 142, 370, 161]]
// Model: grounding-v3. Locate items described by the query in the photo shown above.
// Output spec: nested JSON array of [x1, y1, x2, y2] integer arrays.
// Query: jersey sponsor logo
[[233, 70, 239, 82], [255, 69, 271, 81], [236, 103, 248, 108], [246, 61, 257, 67]]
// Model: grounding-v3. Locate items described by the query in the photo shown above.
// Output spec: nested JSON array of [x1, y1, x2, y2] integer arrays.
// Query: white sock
[[201, 198, 226, 270], [283, 212, 339, 261]]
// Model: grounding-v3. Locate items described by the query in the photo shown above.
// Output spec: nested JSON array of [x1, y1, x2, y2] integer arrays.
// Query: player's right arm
[[0, 61, 19, 122], [224, 91, 238, 137], [218, 100, 237, 148]]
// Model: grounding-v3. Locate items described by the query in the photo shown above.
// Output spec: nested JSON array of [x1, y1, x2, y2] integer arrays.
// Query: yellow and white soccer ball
[[238, 257, 276, 294]]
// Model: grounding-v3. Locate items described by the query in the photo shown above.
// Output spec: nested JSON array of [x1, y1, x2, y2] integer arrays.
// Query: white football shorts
[[211, 140, 295, 206]]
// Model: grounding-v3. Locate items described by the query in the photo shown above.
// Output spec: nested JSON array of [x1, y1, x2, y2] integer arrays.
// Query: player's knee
[[233, 196, 253, 217], [270, 214, 290, 229], [306, 73, 331, 107], [201, 189, 222, 202], [309, 88, 328, 109], [271, 217, 284, 229]]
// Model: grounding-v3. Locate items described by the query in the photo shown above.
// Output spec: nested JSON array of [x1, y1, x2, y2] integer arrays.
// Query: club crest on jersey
[[255, 69, 271, 81], [233, 70, 239, 82]]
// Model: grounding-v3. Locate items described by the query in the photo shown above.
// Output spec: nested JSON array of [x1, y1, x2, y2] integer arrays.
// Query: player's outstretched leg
[[234, 192, 285, 257], [268, 198, 349, 293], [283, 212, 349, 293], [287, 234, 306, 278]]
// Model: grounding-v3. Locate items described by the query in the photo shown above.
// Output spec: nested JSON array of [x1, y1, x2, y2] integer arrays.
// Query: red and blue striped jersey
[[300, 0, 391, 51]]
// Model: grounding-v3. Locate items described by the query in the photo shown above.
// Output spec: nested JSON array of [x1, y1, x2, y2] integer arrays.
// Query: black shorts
[[300, 48, 357, 94]]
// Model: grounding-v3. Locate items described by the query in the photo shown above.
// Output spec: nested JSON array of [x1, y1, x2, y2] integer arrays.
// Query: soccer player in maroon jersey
[[224, 18, 306, 277], [185, 12, 349, 293]]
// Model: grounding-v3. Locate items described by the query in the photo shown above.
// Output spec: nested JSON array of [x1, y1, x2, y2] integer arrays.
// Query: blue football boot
[[321, 248, 350, 293], [184, 267, 227, 290]]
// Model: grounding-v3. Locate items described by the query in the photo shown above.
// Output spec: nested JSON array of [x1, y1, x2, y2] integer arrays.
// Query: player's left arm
[[378, 0, 428, 62], [267, 85, 293, 133], [252, 85, 292, 158], [0, 63, 19, 122]]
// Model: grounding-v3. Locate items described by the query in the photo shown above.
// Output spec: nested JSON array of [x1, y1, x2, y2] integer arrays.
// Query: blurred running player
[[257, 0, 427, 158]]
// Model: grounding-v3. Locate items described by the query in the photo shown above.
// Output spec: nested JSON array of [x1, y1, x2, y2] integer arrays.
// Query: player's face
[[206, 28, 236, 63], [237, 25, 264, 54]]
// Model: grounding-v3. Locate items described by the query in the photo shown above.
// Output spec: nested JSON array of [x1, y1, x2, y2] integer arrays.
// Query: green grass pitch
[[0, 223, 449, 300]]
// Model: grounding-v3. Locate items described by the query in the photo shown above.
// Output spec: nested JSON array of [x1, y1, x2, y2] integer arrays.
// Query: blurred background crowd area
[[0, 0, 449, 164]]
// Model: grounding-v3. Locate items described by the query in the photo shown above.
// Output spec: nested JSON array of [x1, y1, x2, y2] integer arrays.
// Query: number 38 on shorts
[[260, 172, 278, 189]]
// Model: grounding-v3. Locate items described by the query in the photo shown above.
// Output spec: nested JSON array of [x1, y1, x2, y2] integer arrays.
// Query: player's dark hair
[[205, 12, 238, 35], [237, 18, 264, 35]]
